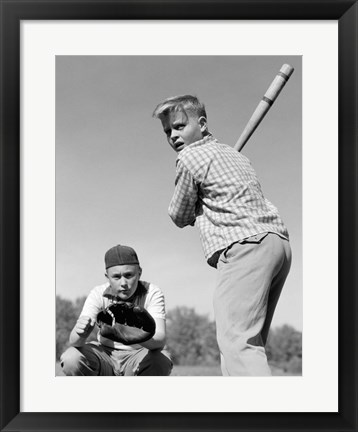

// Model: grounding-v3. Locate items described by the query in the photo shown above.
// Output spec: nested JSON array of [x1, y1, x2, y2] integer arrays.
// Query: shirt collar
[[176, 134, 217, 159], [188, 134, 217, 149]]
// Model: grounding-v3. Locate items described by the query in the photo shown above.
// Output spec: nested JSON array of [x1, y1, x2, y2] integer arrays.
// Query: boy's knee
[[60, 346, 83, 376], [61, 344, 110, 376], [137, 350, 172, 376]]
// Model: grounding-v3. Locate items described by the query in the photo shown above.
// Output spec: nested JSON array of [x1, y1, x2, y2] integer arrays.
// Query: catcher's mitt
[[97, 302, 156, 345]]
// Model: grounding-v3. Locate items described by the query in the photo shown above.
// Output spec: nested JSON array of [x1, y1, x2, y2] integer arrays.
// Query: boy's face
[[161, 111, 207, 153], [105, 264, 141, 301]]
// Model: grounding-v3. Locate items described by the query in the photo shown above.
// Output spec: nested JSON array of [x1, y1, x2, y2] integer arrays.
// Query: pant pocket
[[239, 232, 269, 244]]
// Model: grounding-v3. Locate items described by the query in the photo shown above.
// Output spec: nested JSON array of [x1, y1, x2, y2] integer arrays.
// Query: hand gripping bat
[[234, 64, 294, 152]]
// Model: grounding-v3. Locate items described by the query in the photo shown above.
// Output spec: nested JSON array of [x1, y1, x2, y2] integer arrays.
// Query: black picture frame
[[0, 1, 357, 431]]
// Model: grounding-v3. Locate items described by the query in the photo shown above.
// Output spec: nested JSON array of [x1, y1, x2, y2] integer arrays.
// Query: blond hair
[[152, 95, 207, 120]]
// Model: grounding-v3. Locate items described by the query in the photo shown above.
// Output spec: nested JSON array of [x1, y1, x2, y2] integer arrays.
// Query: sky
[[56, 55, 302, 330]]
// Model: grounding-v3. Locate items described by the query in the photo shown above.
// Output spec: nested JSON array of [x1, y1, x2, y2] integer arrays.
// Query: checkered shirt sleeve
[[168, 160, 198, 228]]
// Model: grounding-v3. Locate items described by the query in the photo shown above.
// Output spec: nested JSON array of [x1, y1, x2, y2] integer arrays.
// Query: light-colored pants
[[60, 342, 173, 376], [214, 233, 292, 376]]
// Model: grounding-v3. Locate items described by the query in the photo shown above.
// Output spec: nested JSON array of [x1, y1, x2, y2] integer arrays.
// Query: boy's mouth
[[174, 142, 185, 152]]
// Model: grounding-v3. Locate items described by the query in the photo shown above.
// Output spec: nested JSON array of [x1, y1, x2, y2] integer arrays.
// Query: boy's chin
[[110, 292, 133, 302], [175, 144, 186, 153], [119, 291, 137, 302]]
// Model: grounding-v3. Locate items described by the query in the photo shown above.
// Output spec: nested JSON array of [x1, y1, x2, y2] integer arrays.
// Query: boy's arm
[[68, 288, 101, 347], [69, 316, 95, 347], [168, 160, 198, 228]]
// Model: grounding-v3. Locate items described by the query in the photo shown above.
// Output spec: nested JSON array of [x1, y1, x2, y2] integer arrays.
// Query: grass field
[[56, 362, 296, 376]]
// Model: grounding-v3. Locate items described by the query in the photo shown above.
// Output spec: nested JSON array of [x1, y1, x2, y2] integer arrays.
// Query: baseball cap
[[104, 244, 139, 269]]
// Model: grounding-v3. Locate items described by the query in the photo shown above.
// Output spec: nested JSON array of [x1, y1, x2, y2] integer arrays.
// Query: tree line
[[56, 295, 302, 374]]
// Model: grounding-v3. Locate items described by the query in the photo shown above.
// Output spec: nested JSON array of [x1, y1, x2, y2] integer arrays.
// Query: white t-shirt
[[80, 280, 166, 350]]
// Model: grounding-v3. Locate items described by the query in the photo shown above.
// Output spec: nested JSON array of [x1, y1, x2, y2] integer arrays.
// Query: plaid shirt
[[168, 135, 289, 263]]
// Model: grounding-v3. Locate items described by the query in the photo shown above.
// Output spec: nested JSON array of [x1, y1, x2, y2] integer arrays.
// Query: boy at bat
[[152, 95, 291, 376]]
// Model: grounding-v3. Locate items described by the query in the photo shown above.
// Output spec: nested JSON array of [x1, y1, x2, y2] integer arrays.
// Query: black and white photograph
[[55, 55, 302, 377], [2, 2, 357, 430]]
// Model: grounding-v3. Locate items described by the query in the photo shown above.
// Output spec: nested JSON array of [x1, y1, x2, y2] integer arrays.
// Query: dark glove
[[97, 302, 156, 345]]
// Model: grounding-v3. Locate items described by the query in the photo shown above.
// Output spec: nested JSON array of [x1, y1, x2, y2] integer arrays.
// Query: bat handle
[[234, 64, 294, 152]]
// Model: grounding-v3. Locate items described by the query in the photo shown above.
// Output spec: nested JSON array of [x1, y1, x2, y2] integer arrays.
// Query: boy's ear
[[198, 116, 208, 133]]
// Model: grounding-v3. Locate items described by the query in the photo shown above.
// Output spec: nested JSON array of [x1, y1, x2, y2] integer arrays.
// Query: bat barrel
[[234, 64, 294, 152], [264, 64, 294, 104]]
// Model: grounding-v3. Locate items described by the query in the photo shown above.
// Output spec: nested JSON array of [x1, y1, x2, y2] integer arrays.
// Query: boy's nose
[[171, 130, 179, 140]]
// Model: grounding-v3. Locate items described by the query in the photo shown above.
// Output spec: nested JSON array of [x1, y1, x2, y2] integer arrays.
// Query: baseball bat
[[234, 64, 294, 152]]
